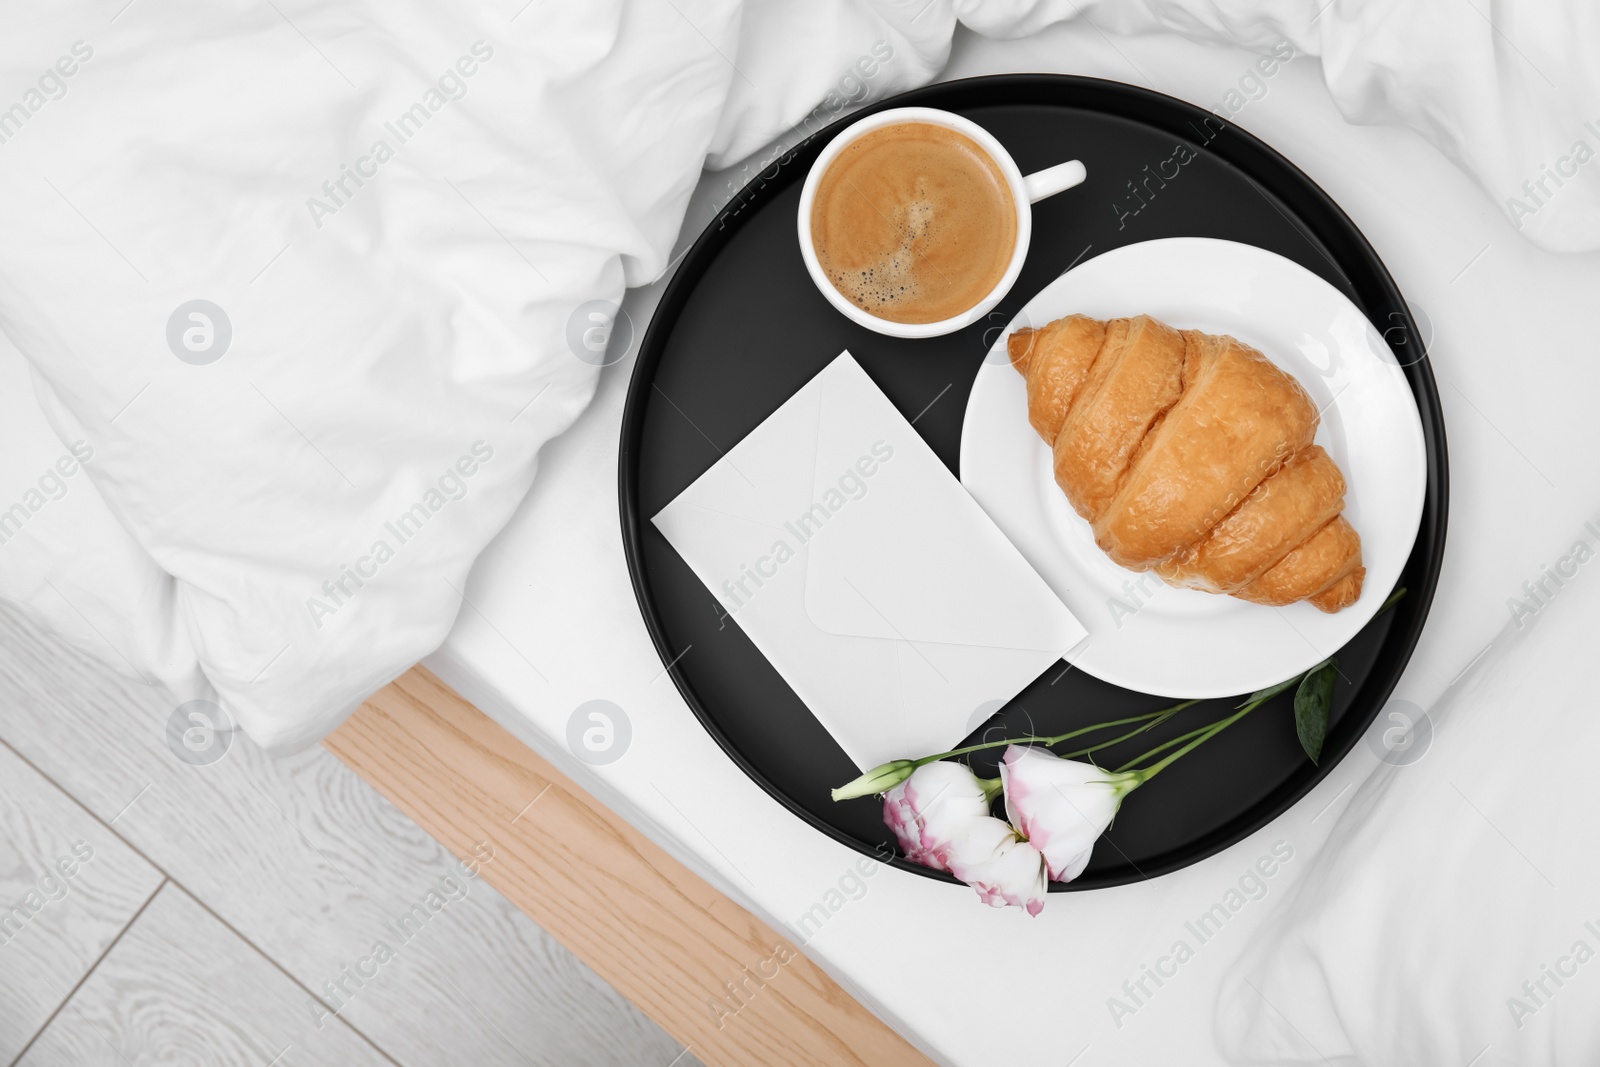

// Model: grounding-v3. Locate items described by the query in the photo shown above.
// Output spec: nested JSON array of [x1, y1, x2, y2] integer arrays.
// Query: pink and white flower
[[837, 689, 1293, 912], [999, 745, 1141, 883], [882, 760, 1049, 915], [881, 761, 992, 869], [870, 751, 1146, 913], [939, 815, 1049, 916]]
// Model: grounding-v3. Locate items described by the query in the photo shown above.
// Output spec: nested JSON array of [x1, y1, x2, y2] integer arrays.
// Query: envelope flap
[[801, 355, 1085, 655]]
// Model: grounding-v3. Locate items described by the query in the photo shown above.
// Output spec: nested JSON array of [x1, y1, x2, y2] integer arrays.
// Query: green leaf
[[1294, 660, 1338, 764]]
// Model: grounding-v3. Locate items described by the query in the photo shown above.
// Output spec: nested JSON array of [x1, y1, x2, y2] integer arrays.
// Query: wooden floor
[[0, 599, 929, 1066], [0, 602, 699, 1067]]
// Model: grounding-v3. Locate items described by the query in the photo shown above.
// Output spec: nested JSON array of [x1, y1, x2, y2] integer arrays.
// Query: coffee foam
[[810, 123, 1017, 325], [830, 196, 930, 313]]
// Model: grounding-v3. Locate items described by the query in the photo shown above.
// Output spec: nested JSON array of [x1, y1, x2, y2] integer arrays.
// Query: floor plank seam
[[0, 734, 406, 1067], [4, 876, 167, 1067]]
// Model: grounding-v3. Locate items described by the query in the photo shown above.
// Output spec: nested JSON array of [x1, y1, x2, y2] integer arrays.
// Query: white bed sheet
[[422, 26, 1600, 1065]]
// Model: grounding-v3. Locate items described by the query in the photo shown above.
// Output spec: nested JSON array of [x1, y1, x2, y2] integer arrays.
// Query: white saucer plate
[[960, 237, 1428, 698]]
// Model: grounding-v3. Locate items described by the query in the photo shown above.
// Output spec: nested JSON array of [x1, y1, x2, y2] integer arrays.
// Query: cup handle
[[1022, 160, 1087, 205]]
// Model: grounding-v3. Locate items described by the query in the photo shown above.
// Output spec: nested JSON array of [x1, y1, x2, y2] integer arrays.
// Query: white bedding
[[1, 0, 1593, 748], [4, 6, 1600, 1061], [1218, 517, 1600, 1065], [0, 0, 948, 747]]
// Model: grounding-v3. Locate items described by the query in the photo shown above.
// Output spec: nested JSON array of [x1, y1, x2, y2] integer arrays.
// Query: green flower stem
[[1112, 720, 1224, 773], [836, 645, 1357, 801], [830, 702, 1197, 800], [1119, 653, 1349, 780], [1130, 697, 1265, 783], [1059, 711, 1183, 761], [1378, 586, 1408, 614], [910, 700, 1198, 769]]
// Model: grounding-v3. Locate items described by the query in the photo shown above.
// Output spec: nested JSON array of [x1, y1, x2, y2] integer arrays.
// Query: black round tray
[[619, 75, 1447, 891]]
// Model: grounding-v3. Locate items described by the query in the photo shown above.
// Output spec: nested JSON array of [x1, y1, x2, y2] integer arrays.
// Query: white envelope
[[651, 352, 1087, 770]]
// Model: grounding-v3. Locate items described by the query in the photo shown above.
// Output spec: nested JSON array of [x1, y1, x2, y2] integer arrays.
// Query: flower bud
[[830, 759, 916, 801]]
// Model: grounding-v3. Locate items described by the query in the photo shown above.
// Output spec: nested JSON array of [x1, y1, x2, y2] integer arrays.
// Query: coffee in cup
[[808, 122, 1019, 326], [797, 107, 1085, 338]]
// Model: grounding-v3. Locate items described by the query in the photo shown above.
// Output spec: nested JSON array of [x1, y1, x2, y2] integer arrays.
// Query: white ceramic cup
[[796, 106, 1087, 339]]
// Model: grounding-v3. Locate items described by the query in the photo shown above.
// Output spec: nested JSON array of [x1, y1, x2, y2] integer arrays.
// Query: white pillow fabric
[[1217, 515, 1600, 1065]]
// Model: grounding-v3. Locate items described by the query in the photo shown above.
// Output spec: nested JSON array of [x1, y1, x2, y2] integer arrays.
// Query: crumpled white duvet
[[0, 0, 1594, 753], [1216, 510, 1600, 1066]]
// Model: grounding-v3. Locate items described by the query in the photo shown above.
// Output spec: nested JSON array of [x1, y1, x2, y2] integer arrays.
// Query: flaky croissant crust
[[1008, 313, 1364, 613]]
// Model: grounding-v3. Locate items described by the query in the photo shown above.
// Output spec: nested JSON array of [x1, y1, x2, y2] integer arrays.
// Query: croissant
[[1007, 313, 1364, 613]]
